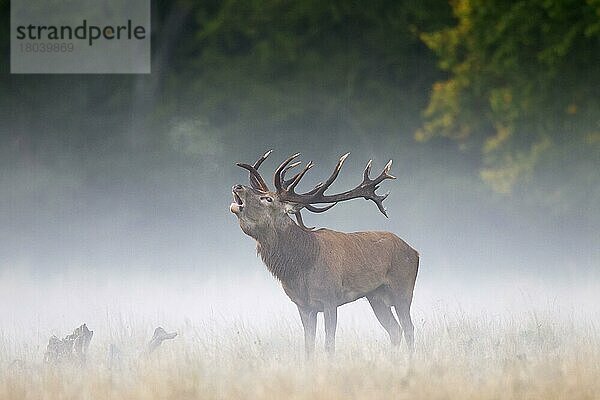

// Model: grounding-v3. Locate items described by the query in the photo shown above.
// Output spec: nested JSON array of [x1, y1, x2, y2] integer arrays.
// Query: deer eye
[[260, 196, 273, 203]]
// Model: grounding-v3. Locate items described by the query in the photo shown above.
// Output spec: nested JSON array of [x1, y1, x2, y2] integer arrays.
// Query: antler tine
[[371, 160, 396, 184], [283, 161, 301, 173], [282, 152, 349, 200], [358, 160, 395, 217], [281, 161, 302, 188], [359, 160, 394, 217], [372, 191, 390, 217], [294, 211, 315, 231], [305, 203, 337, 213], [274, 153, 301, 191], [253, 149, 273, 170], [302, 182, 324, 196], [237, 150, 273, 192], [363, 160, 373, 181], [237, 163, 269, 192], [311, 152, 350, 196], [287, 161, 314, 192]]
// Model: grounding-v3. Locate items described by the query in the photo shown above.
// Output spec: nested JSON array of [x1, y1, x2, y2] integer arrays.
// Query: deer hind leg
[[367, 294, 402, 346], [394, 301, 415, 353]]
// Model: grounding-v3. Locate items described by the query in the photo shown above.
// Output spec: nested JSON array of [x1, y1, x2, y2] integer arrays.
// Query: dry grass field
[[1, 307, 599, 400], [1, 272, 599, 400]]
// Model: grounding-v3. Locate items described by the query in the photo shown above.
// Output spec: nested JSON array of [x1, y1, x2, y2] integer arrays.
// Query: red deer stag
[[230, 151, 419, 356]]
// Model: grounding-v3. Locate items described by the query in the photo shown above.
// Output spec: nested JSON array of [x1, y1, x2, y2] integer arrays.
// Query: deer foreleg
[[324, 306, 337, 355]]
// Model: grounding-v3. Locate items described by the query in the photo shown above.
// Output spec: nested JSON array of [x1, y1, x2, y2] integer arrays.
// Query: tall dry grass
[[1, 307, 598, 400]]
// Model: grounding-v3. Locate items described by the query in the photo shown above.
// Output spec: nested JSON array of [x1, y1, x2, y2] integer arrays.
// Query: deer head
[[231, 150, 396, 236]]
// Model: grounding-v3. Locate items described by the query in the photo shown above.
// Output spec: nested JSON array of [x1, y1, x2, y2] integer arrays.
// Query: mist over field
[[1, 0, 599, 398], [1, 119, 597, 333]]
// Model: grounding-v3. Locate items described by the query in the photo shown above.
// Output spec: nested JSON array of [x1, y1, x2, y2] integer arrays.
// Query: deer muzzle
[[230, 186, 245, 214]]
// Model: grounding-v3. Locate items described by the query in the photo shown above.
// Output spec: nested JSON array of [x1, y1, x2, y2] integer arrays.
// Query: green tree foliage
[[165, 0, 452, 145], [418, 0, 600, 211], [0, 0, 598, 221]]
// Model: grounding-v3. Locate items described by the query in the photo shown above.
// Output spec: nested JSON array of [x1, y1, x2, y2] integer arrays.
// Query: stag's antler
[[236, 151, 395, 230], [274, 152, 395, 217]]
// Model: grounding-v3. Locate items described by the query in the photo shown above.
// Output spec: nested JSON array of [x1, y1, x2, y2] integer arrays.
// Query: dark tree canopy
[[0, 0, 598, 222], [418, 0, 600, 211]]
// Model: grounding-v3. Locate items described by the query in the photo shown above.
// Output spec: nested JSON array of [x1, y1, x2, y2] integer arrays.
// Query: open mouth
[[230, 191, 244, 214]]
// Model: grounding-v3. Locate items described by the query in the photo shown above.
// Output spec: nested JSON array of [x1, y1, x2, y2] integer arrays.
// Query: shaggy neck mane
[[255, 218, 319, 283]]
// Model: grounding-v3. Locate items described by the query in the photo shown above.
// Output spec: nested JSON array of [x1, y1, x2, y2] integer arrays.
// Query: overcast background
[[1, 0, 598, 333]]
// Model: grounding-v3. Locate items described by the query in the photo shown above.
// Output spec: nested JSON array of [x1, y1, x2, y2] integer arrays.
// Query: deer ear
[[284, 202, 303, 214]]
